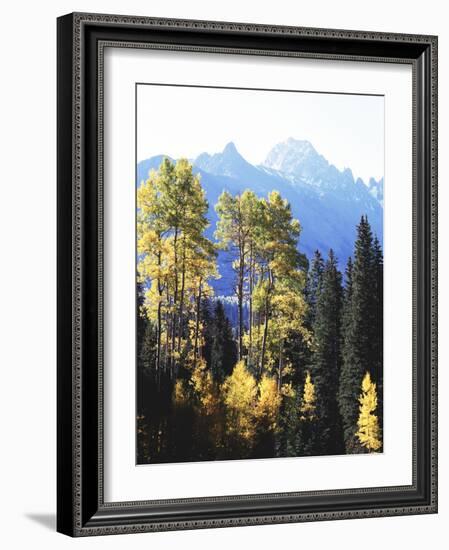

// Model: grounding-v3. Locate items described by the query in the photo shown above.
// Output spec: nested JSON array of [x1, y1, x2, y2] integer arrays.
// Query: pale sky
[[137, 84, 384, 183]]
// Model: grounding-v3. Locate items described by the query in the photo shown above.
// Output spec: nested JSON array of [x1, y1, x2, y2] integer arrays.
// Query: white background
[[105, 49, 412, 501], [0, 0, 446, 548]]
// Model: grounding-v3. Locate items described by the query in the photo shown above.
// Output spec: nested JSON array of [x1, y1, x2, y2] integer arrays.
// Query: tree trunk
[[237, 243, 244, 361], [259, 270, 272, 375], [260, 299, 269, 375], [171, 228, 179, 374], [177, 243, 186, 354], [248, 243, 253, 366], [155, 247, 163, 377], [164, 286, 170, 373], [193, 279, 202, 365], [278, 339, 283, 393], [156, 301, 162, 370], [164, 326, 169, 373]]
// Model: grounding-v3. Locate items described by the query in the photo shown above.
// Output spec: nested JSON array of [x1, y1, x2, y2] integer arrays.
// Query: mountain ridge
[[137, 139, 383, 295]]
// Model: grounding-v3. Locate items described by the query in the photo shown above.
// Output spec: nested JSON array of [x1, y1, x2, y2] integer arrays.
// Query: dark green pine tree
[[372, 236, 384, 433], [210, 300, 237, 381], [341, 256, 354, 341], [136, 281, 156, 375], [310, 249, 344, 454], [338, 216, 377, 452], [275, 388, 301, 458], [286, 250, 326, 389], [306, 250, 325, 326], [136, 281, 146, 363]]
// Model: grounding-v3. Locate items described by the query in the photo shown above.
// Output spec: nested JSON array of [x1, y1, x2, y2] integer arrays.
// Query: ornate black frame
[[57, 12, 438, 537]]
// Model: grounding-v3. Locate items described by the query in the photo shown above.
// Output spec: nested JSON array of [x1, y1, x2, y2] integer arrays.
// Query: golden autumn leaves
[[137, 157, 382, 459], [173, 359, 381, 454], [137, 158, 216, 375], [356, 372, 382, 451], [174, 359, 318, 450]]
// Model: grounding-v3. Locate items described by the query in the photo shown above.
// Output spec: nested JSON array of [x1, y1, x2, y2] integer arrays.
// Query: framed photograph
[[57, 12, 438, 536]]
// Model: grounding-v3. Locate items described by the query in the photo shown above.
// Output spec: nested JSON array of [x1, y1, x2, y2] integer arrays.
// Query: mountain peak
[[223, 141, 239, 156], [285, 138, 317, 155], [194, 142, 251, 178], [138, 143, 383, 285], [263, 138, 328, 180]]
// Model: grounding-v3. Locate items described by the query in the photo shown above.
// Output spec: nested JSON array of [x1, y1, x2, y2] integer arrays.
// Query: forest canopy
[[136, 158, 383, 463]]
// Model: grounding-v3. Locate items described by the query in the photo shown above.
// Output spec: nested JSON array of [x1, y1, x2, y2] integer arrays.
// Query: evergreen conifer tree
[[310, 249, 344, 454], [307, 250, 325, 326], [210, 300, 237, 381], [284, 251, 324, 388], [342, 256, 353, 334], [372, 236, 384, 432], [339, 216, 379, 451]]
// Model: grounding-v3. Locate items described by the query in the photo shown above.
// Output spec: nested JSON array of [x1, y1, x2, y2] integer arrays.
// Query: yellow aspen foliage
[[190, 358, 219, 415], [187, 319, 204, 364], [254, 374, 281, 429], [280, 382, 296, 398], [356, 372, 382, 452], [137, 158, 217, 374], [299, 371, 316, 421], [222, 361, 257, 440], [173, 379, 189, 406], [222, 361, 257, 410]]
